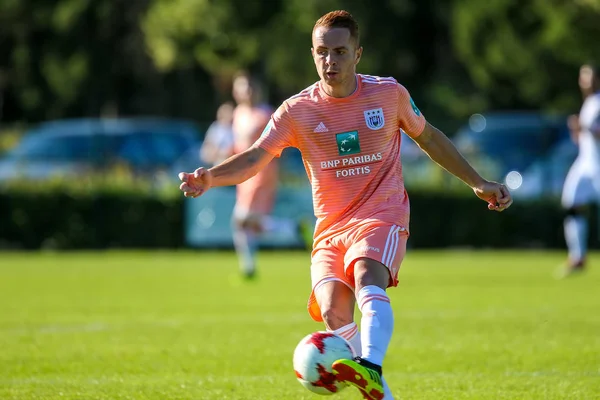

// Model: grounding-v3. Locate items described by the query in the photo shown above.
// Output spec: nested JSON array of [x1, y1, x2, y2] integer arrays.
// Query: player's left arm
[[412, 122, 513, 212]]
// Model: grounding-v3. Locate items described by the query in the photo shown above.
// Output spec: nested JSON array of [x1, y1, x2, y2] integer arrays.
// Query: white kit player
[[560, 64, 600, 277]]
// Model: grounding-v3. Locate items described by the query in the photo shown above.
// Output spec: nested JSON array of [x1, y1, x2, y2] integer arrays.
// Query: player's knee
[[314, 281, 355, 329], [320, 306, 353, 331], [565, 206, 587, 217], [233, 216, 259, 232]]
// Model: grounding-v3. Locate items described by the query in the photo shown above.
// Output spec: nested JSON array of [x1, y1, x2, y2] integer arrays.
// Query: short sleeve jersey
[[255, 74, 426, 239]]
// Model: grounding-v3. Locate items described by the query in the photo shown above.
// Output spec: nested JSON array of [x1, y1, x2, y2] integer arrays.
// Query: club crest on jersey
[[364, 108, 385, 130], [336, 130, 360, 156]]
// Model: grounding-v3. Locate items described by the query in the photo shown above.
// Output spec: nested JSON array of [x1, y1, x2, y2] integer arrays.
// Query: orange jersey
[[232, 104, 278, 213], [255, 74, 426, 240]]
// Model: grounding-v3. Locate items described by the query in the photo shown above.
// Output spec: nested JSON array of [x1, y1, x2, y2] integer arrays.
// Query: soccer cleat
[[555, 259, 585, 279], [240, 264, 257, 280], [332, 357, 384, 400], [242, 271, 256, 279]]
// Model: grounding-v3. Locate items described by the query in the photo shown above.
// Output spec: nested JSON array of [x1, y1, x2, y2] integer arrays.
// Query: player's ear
[[355, 46, 363, 64]]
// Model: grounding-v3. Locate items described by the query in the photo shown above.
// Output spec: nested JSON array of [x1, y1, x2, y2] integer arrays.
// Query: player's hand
[[472, 181, 513, 212], [178, 168, 213, 198]]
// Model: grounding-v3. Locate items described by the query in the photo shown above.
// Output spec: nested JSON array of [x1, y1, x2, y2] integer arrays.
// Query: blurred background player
[[199, 101, 235, 167], [230, 71, 303, 278], [560, 63, 600, 277]]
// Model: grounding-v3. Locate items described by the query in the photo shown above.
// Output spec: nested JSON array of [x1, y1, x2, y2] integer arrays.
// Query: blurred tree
[[1, 0, 143, 121], [451, 0, 600, 114], [142, 0, 281, 97], [0, 0, 217, 124], [142, 0, 451, 125], [1, 0, 599, 132]]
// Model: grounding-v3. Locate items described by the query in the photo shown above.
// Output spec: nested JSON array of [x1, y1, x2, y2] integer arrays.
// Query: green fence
[[1, 183, 593, 250]]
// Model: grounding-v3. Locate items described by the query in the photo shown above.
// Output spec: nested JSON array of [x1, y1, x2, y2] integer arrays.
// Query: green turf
[[0, 250, 598, 399]]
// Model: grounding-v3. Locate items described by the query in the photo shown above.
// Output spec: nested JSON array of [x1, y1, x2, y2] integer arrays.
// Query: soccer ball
[[293, 331, 356, 395]]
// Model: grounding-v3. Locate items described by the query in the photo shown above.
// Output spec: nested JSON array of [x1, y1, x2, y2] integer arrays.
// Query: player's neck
[[237, 101, 255, 109], [582, 86, 600, 99], [321, 75, 358, 98]]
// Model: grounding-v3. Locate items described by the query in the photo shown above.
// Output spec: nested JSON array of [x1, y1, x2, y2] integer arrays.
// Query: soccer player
[[200, 101, 235, 166], [559, 63, 600, 277], [179, 10, 512, 400], [229, 71, 300, 278]]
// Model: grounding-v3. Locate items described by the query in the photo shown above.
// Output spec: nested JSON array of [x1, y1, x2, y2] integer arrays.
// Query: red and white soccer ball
[[293, 331, 356, 395]]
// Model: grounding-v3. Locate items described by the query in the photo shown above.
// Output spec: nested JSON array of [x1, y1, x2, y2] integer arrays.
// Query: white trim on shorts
[[382, 225, 404, 267], [313, 277, 355, 294]]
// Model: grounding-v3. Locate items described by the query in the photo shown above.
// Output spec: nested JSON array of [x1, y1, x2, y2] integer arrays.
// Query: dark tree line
[[1, 0, 598, 132]]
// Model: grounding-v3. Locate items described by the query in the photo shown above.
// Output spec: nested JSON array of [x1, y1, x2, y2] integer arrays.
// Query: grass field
[[0, 250, 599, 400]]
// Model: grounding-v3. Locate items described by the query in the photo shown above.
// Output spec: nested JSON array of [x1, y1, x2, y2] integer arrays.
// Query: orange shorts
[[307, 220, 409, 322]]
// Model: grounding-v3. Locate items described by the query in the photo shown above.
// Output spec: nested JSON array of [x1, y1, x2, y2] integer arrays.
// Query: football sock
[[331, 322, 360, 355], [357, 285, 394, 367], [232, 227, 258, 275], [564, 215, 587, 263]]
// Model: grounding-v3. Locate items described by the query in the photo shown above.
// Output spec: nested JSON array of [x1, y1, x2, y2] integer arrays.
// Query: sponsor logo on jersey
[[336, 130, 361, 156]]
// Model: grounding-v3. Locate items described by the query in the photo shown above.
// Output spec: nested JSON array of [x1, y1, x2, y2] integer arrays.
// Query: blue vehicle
[[453, 111, 570, 181], [0, 118, 201, 182], [511, 138, 578, 200]]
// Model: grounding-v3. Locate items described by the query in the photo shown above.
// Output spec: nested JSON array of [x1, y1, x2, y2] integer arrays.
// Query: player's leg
[[332, 223, 408, 400], [560, 164, 593, 276], [353, 257, 395, 367], [309, 245, 366, 389], [232, 179, 273, 278], [231, 208, 261, 278], [309, 244, 356, 327], [308, 243, 359, 352], [563, 206, 588, 267], [314, 280, 356, 329], [332, 257, 391, 400], [309, 246, 388, 398]]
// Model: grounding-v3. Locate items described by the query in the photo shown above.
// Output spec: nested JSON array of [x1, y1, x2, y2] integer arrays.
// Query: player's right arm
[[179, 101, 297, 198], [179, 146, 274, 198]]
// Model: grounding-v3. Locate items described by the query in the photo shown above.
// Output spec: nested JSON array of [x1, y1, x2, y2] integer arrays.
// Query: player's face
[[232, 76, 253, 105], [217, 103, 234, 124], [579, 66, 594, 92], [311, 27, 362, 89]]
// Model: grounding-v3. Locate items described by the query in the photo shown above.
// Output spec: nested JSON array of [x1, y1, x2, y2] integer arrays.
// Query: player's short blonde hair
[[313, 10, 360, 46]]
